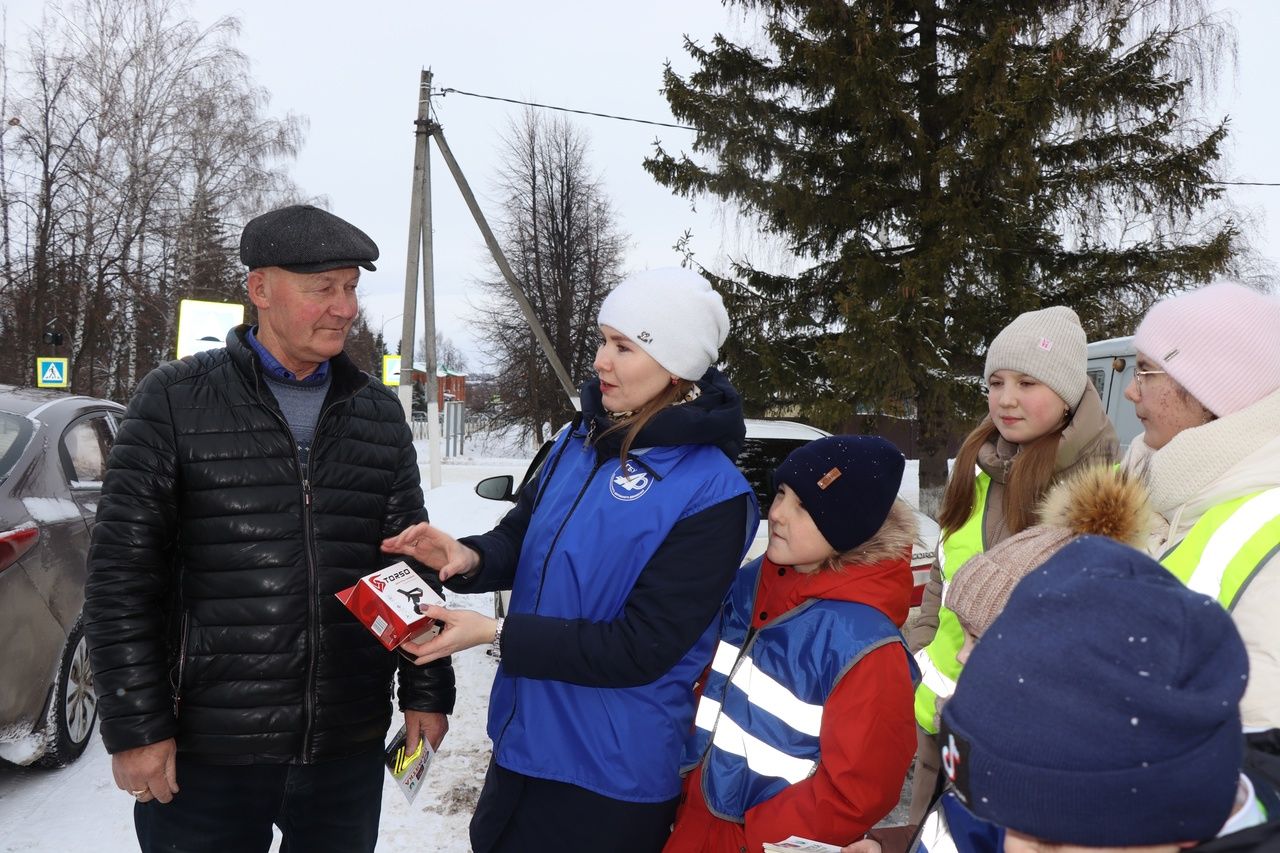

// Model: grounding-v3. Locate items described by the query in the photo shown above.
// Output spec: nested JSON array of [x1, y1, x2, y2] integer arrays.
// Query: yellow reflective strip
[[915, 647, 957, 699], [1188, 488, 1280, 602], [708, 710, 817, 785]]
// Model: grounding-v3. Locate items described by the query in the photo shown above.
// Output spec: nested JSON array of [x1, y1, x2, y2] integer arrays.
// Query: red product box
[[336, 561, 445, 651]]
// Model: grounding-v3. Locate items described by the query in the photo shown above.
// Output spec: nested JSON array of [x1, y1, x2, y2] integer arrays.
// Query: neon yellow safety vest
[[913, 471, 992, 733], [1159, 487, 1280, 611]]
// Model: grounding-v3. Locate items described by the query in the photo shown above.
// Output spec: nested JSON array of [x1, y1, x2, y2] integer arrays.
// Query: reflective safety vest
[[1160, 487, 1280, 611], [684, 559, 917, 820], [914, 472, 991, 733]]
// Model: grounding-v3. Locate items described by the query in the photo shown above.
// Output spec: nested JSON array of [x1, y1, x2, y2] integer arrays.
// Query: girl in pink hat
[[1121, 279, 1280, 773]]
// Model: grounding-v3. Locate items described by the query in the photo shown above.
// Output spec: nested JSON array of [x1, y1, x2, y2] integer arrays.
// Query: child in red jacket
[[665, 435, 918, 852]]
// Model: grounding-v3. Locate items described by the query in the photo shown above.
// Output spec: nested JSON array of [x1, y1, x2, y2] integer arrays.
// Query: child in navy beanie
[[938, 536, 1268, 850], [666, 436, 921, 852]]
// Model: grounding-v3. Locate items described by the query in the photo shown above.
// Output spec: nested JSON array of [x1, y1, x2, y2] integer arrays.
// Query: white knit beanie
[[1134, 280, 1280, 417], [984, 306, 1088, 411], [596, 267, 730, 380]]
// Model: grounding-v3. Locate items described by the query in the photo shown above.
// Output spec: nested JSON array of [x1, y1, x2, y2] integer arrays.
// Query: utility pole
[[419, 70, 443, 489], [397, 73, 427, 421], [398, 70, 443, 487], [397, 69, 581, 494]]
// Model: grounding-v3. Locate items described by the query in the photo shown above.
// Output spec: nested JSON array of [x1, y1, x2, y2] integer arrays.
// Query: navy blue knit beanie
[[939, 536, 1247, 847], [773, 435, 905, 552]]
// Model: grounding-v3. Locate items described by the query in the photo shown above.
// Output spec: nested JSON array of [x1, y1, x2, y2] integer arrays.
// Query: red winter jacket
[[664, 502, 918, 852]]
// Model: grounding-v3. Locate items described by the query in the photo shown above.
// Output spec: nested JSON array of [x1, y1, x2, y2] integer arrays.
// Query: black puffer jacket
[[85, 326, 455, 764]]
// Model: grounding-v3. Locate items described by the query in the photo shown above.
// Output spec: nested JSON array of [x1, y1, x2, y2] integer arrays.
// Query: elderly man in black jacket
[[85, 205, 455, 853]]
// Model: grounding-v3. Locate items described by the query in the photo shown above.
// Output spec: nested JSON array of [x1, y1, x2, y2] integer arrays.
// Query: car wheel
[[35, 617, 97, 768]]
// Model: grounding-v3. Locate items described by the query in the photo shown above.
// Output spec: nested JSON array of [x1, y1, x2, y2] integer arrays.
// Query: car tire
[[35, 616, 98, 768]]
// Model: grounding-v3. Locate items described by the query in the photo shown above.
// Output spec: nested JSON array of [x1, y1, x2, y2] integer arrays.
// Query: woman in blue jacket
[[382, 267, 758, 853]]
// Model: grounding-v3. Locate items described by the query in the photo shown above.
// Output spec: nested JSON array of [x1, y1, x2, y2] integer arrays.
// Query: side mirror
[[475, 475, 516, 502]]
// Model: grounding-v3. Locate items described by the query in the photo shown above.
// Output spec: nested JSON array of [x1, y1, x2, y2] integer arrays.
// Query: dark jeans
[[134, 748, 384, 853], [471, 758, 679, 853]]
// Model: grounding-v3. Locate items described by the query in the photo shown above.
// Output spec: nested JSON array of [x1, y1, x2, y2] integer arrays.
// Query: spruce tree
[[647, 0, 1236, 513]]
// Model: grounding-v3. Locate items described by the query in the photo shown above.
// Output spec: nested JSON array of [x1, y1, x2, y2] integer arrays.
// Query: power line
[[433, 87, 697, 131], [431, 88, 1280, 186]]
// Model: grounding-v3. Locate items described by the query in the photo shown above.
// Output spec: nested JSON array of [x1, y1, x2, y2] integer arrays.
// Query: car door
[[37, 408, 119, 626]]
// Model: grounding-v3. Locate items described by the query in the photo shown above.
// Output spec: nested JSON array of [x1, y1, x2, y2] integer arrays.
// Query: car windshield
[[0, 412, 33, 480], [736, 437, 813, 513]]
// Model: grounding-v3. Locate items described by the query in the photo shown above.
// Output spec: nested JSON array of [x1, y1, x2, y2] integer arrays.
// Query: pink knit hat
[[1134, 281, 1280, 416]]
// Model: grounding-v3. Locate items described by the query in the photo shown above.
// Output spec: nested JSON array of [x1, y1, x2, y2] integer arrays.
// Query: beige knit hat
[[946, 527, 1074, 636], [945, 464, 1151, 638], [984, 306, 1088, 412]]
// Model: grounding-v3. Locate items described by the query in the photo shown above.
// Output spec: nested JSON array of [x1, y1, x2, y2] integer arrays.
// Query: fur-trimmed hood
[[841, 499, 920, 567], [1037, 463, 1151, 546], [947, 464, 1153, 641], [759, 499, 919, 628]]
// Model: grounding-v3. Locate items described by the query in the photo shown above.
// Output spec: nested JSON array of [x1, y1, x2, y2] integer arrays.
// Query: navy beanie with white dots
[[773, 435, 905, 552], [939, 536, 1247, 847]]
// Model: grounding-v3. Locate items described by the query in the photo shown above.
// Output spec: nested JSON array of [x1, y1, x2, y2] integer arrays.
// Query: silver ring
[[129, 788, 147, 798]]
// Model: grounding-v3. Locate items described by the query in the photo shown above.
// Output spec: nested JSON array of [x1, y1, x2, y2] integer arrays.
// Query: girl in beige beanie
[[905, 306, 1120, 824]]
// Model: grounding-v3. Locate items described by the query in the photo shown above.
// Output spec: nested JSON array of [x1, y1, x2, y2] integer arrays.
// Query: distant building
[[409, 361, 467, 408]]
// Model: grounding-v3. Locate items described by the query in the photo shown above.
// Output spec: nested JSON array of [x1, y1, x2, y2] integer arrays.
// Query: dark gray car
[[0, 384, 123, 767]]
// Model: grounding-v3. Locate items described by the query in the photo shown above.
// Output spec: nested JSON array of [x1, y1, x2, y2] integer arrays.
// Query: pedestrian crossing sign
[[37, 357, 69, 388], [382, 355, 401, 386]]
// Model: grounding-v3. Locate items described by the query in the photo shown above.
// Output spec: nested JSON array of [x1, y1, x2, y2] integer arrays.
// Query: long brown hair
[[596, 379, 697, 463], [937, 416, 1066, 537]]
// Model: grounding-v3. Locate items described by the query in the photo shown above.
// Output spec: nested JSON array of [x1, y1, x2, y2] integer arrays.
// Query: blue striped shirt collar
[[246, 326, 331, 386]]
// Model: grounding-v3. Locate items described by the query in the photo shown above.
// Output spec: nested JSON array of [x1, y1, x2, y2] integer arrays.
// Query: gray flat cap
[[240, 204, 379, 273]]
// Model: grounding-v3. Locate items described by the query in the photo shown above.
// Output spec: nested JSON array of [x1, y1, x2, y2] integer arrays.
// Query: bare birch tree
[[477, 110, 627, 443], [0, 0, 322, 398]]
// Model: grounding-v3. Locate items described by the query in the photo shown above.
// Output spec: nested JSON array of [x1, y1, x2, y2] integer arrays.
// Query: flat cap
[[240, 204, 379, 273]]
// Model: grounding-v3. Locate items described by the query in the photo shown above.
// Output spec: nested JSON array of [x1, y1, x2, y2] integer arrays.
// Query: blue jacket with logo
[[453, 369, 758, 802]]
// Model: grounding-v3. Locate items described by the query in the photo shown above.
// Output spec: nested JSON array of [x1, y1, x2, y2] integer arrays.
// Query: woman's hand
[[399, 605, 496, 664], [381, 522, 480, 581]]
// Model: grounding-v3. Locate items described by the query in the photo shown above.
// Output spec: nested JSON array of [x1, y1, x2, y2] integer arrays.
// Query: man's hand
[[381, 523, 480, 581], [112, 738, 179, 804], [399, 606, 495, 665], [403, 710, 449, 754]]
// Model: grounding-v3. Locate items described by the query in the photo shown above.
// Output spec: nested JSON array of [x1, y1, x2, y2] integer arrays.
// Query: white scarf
[[1122, 389, 1280, 550]]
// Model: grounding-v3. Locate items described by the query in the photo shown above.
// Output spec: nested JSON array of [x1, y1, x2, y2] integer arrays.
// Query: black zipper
[[251, 369, 362, 763], [172, 611, 190, 719]]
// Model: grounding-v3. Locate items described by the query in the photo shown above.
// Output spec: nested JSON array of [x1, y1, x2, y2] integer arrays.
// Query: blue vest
[[489, 423, 756, 802], [909, 793, 1004, 853], [685, 558, 918, 820]]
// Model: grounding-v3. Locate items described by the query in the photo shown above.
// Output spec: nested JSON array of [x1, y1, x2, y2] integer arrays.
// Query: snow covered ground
[[0, 440, 527, 853], [0, 432, 920, 851]]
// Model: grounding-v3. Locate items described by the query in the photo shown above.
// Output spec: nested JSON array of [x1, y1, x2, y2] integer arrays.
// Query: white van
[[1086, 335, 1142, 452]]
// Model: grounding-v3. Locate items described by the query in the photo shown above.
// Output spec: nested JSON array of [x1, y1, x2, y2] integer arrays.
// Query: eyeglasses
[[1133, 369, 1166, 387]]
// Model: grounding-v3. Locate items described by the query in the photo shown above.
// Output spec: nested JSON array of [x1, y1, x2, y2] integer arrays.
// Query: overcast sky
[[5, 0, 1278, 371]]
